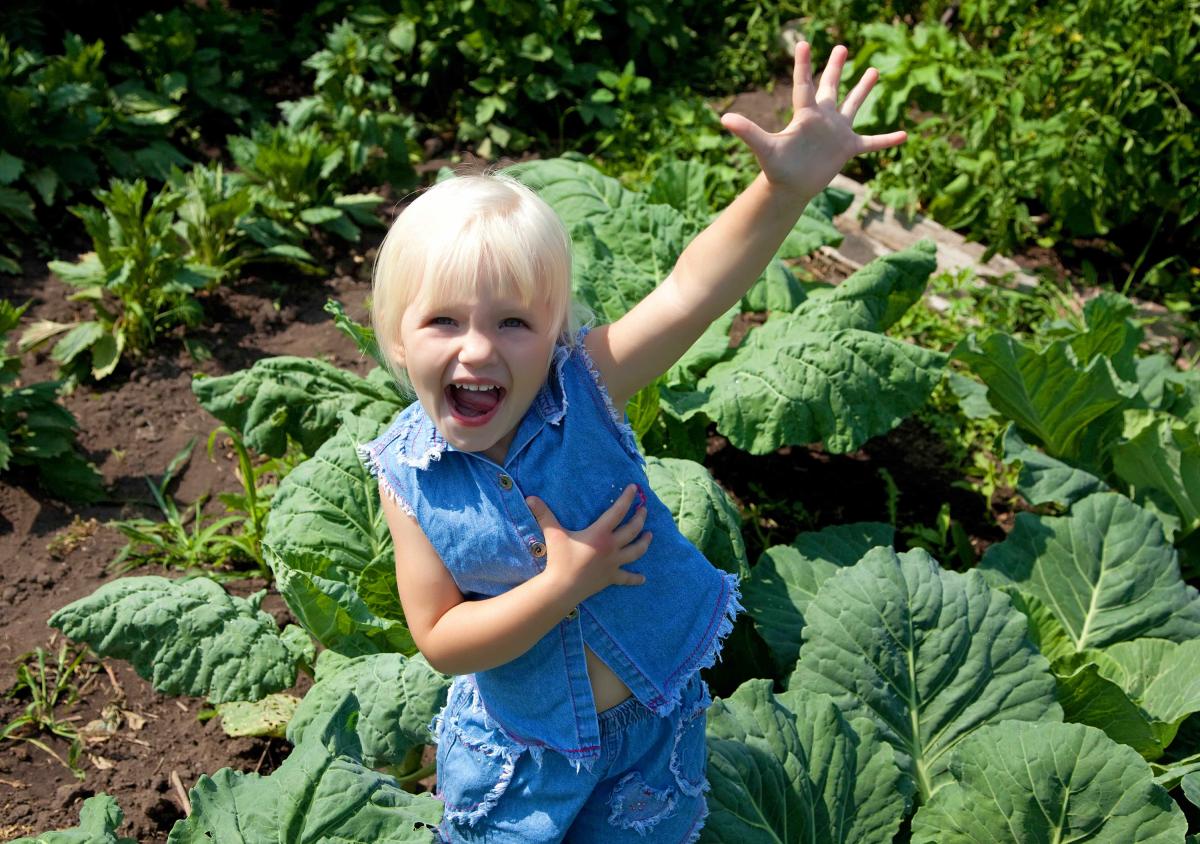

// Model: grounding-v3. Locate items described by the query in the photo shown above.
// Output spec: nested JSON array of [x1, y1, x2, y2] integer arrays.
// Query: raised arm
[[585, 41, 907, 407]]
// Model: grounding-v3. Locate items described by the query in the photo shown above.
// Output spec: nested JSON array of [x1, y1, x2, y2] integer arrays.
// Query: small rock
[[1, 585, 17, 602]]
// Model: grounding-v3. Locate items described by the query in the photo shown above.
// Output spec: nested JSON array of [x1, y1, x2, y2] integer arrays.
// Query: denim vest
[[357, 329, 742, 771]]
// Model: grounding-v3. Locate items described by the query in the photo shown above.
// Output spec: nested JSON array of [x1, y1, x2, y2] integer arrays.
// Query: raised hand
[[720, 42, 907, 199], [526, 484, 650, 605]]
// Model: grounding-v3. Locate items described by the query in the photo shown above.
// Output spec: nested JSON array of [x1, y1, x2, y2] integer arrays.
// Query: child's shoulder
[[358, 399, 442, 474]]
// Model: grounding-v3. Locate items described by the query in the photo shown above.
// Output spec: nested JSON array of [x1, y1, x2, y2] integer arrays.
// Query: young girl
[[359, 42, 905, 844]]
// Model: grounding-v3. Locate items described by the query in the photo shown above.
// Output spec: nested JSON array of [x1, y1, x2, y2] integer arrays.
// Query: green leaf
[[1002, 425, 1108, 507], [1100, 639, 1200, 751], [979, 492, 1200, 652], [910, 721, 1187, 842], [49, 321, 104, 365], [1112, 410, 1200, 540], [192, 356, 405, 458], [10, 793, 135, 844], [48, 576, 310, 704], [703, 679, 909, 843], [789, 547, 1061, 801], [287, 651, 449, 769], [701, 320, 945, 454], [744, 523, 894, 674], [217, 694, 301, 739], [1053, 650, 1169, 759], [952, 332, 1136, 463], [264, 412, 413, 655], [645, 457, 747, 578], [167, 694, 443, 843], [790, 240, 937, 333]]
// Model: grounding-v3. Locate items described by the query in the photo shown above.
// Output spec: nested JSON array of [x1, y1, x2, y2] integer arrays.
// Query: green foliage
[[0, 299, 104, 501], [909, 721, 1187, 841], [167, 694, 443, 843], [1, 639, 95, 781], [26, 179, 214, 382], [169, 163, 319, 282], [819, 0, 1198, 307], [703, 678, 909, 843], [788, 546, 1061, 801], [287, 650, 449, 773], [116, 6, 289, 132], [0, 32, 189, 271], [280, 19, 419, 188], [955, 291, 1200, 545], [48, 575, 314, 705], [9, 793, 136, 844], [227, 122, 386, 247]]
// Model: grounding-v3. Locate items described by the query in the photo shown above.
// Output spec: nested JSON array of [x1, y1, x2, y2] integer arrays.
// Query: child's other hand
[[720, 42, 907, 199], [526, 484, 650, 604]]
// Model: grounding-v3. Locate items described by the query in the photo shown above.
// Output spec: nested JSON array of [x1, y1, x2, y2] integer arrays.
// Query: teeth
[[455, 383, 499, 391]]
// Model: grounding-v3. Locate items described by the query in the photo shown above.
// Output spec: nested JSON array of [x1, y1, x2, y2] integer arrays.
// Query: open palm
[[721, 42, 907, 198]]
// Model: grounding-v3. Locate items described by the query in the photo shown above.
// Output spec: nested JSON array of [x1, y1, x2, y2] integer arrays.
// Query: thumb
[[720, 112, 772, 160], [526, 496, 560, 531]]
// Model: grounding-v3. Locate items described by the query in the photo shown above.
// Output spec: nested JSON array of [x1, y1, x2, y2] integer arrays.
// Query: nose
[[458, 325, 496, 365]]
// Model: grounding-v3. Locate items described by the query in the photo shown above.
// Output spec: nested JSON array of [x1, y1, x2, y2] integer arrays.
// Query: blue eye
[[501, 317, 529, 328], [430, 317, 456, 326]]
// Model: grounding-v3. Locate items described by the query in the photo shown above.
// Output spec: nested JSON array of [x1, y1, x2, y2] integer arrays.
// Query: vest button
[[530, 540, 547, 558], [565, 607, 579, 621], [498, 473, 513, 490]]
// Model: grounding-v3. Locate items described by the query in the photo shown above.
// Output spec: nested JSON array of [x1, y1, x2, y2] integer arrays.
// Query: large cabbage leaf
[[701, 321, 944, 454], [167, 694, 442, 843], [1112, 409, 1200, 541], [645, 456, 747, 578], [744, 523, 894, 674], [48, 576, 312, 704], [702, 679, 908, 844], [979, 492, 1200, 652], [952, 333, 1136, 464], [287, 650, 450, 769], [264, 411, 414, 656], [789, 239, 935, 334], [910, 721, 1187, 842], [192, 356, 404, 457], [789, 547, 1060, 801], [1063, 639, 1200, 760]]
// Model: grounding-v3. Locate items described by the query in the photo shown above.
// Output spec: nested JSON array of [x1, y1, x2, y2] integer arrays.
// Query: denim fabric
[[356, 327, 742, 776], [432, 671, 712, 843]]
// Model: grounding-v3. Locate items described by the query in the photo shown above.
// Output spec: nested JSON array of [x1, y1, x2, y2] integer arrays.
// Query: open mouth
[[445, 383, 506, 426]]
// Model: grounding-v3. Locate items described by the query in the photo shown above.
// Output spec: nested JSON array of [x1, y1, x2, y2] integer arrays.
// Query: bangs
[[410, 193, 571, 328]]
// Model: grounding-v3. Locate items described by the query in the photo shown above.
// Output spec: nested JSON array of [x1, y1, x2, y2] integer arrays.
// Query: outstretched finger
[[857, 130, 909, 154], [840, 66, 877, 120], [720, 111, 772, 161], [792, 41, 815, 110], [816, 44, 848, 105]]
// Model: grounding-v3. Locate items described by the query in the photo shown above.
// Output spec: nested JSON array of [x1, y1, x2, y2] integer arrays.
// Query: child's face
[[395, 282, 560, 464]]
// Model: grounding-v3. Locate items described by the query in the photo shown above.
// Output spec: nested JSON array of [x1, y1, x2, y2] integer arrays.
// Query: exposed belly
[[585, 643, 633, 712]]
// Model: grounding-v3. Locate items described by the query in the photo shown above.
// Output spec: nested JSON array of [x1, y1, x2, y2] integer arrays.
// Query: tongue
[[453, 386, 500, 416]]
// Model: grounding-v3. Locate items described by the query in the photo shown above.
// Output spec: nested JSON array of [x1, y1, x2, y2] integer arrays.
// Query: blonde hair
[[370, 169, 584, 394]]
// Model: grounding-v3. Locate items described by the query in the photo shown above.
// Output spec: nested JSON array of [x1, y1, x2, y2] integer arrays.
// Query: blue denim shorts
[[432, 672, 711, 843]]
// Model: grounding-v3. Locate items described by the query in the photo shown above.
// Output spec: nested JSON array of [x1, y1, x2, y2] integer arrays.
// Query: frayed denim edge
[[574, 327, 642, 463], [428, 677, 618, 778], [681, 795, 711, 844], [652, 571, 744, 718], [355, 441, 416, 517], [607, 771, 678, 836]]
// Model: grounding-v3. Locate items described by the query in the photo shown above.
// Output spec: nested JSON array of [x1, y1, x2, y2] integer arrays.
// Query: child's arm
[[584, 42, 907, 407], [381, 481, 648, 675]]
